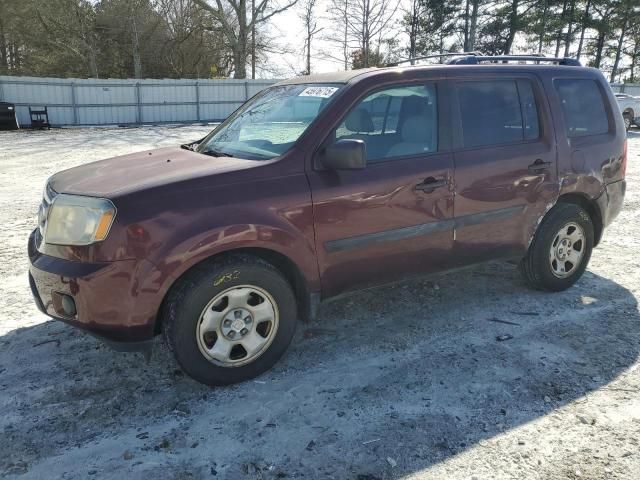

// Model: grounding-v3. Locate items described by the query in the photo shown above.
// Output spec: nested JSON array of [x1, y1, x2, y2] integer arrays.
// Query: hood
[[49, 147, 257, 197]]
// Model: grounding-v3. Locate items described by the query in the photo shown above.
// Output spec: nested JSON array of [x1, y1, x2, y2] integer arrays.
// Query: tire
[[520, 203, 594, 292], [623, 112, 632, 131], [162, 254, 297, 386]]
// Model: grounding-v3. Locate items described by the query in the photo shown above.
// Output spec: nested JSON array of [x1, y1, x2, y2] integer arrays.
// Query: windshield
[[197, 84, 341, 160]]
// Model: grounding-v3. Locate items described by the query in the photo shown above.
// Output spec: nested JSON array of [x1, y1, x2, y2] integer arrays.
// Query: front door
[[450, 75, 558, 266], [307, 82, 455, 297]]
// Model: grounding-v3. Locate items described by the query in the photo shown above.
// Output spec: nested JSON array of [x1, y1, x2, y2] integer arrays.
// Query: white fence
[[2, 76, 637, 128], [0, 76, 277, 127]]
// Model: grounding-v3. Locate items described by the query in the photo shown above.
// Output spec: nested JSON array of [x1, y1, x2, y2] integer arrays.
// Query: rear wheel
[[162, 255, 297, 386], [623, 112, 633, 131], [520, 203, 594, 291]]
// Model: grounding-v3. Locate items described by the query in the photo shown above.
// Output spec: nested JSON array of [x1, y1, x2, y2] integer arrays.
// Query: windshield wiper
[[202, 148, 234, 158], [180, 142, 198, 151]]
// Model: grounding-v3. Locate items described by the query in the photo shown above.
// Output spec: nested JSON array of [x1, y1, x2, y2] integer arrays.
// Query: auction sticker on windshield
[[299, 86, 339, 98]]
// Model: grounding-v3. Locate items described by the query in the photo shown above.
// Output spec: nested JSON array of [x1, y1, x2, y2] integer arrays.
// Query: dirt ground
[[1, 125, 639, 480]]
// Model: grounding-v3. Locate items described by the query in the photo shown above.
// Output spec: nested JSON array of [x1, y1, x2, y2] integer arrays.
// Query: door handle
[[415, 177, 448, 193], [528, 159, 552, 173]]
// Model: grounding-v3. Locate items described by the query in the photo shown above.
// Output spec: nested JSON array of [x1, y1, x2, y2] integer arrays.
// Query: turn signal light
[[94, 211, 115, 241]]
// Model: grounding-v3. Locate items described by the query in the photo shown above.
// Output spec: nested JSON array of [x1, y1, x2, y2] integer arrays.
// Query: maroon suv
[[28, 56, 627, 385]]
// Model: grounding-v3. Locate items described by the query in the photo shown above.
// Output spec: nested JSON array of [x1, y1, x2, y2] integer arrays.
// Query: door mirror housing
[[321, 139, 366, 170]]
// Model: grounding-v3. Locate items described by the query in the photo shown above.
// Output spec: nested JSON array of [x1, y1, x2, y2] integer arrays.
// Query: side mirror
[[321, 139, 366, 170]]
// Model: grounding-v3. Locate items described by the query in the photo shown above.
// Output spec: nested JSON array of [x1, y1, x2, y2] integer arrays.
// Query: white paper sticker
[[299, 86, 339, 98]]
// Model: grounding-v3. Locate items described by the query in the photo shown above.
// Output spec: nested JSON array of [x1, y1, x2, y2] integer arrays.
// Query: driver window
[[334, 84, 438, 162]]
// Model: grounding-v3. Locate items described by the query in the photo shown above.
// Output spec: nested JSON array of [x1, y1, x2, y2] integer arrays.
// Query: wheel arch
[[556, 193, 604, 246], [154, 247, 315, 335]]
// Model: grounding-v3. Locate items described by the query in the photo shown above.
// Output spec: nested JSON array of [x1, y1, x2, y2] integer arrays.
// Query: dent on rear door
[[450, 75, 560, 265], [553, 75, 626, 199]]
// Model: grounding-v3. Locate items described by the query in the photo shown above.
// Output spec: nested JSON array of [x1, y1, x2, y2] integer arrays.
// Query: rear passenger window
[[334, 84, 438, 162], [555, 79, 609, 137], [457, 80, 540, 148]]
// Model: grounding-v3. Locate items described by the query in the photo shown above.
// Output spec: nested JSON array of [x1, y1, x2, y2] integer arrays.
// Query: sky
[[256, 0, 407, 78]]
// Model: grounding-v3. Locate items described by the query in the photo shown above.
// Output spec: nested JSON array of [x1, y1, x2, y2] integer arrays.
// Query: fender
[[127, 218, 319, 336]]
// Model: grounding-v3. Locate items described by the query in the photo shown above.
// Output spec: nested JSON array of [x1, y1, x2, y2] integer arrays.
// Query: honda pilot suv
[[28, 55, 627, 385]]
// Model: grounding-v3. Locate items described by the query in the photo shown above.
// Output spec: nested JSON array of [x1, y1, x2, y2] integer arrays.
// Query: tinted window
[[334, 84, 437, 162], [457, 80, 540, 148], [555, 79, 609, 137]]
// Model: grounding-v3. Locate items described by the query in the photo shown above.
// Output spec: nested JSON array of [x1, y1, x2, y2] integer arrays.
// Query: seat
[[343, 108, 374, 135], [386, 95, 436, 157], [386, 116, 433, 157], [387, 95, 437, 157]]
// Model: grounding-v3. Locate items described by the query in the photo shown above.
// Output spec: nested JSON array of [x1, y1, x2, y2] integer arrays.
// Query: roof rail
[[386, 52, 582, 68], [386, 52, 481, 67], [447, 55, 582, 66]]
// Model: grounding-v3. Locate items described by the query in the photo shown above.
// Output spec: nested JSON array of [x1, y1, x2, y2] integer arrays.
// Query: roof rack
[[386, 52, 481, 67], [448, 55, 582, 66], [386, 52, 582, 68]]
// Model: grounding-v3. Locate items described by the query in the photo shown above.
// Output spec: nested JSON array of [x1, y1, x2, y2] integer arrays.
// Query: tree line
[[0, 0, 638, 82], [399, 0, 640, 82]]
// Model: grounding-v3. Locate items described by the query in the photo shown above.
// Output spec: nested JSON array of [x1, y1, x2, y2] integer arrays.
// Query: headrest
[[401, 116, 426, 143], [401, 95, 431, 116], [345, 108, 374, 133]]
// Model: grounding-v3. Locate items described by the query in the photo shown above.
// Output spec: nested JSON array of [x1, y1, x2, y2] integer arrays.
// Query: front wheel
[[520, 203, 594, 291], [162, 255, 297, 386]]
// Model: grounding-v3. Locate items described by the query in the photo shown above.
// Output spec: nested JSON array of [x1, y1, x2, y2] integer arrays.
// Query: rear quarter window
[[554, 79, 610, 137]]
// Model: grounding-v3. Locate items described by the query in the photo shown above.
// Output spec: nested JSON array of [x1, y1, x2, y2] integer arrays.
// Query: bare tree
[[346, 0, 398, 68], [192, 0, 298, 78], [325, 0, 398, 70], [298, 0, 323, 74], [34, 0, 100, 78], [156, 0, 232, 77], [323, 0, 351, 70], [127, 0, 146, 78]]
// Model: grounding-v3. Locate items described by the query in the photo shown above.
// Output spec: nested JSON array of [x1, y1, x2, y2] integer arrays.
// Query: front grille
[[37, 182, 57, 242]]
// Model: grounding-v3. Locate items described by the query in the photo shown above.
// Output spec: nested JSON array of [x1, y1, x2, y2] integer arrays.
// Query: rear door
[[308, 81, 456, 297], [450, 74, 558, 266]]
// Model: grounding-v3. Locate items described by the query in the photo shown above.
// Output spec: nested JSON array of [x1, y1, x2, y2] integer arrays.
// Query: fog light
[[52, 292, 76, 317], [61, 295, 76, 316]]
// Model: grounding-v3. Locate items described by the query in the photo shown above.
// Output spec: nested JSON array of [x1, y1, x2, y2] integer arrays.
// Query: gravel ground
[[1, 125, 639, 480]]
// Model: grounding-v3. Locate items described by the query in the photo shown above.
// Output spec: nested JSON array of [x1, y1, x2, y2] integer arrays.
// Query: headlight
[[44, 194, 116, 246]]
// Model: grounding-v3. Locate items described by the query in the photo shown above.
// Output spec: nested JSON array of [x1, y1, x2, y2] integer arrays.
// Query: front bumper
[[28, 229, 154, 351]]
